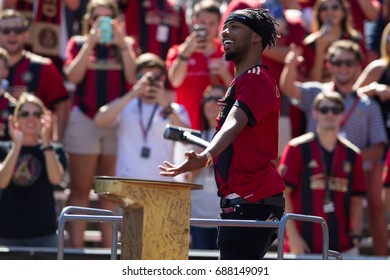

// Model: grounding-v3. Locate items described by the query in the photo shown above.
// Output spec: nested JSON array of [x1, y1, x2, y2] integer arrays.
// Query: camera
[[147, 74, 161, 85], [98, 16, 112, 44], [193, 24, 207, 37], [146, 74, 161, 97]]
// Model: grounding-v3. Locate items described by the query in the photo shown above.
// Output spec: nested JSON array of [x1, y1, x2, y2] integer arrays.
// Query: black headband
[[223, 13, 261, 36]]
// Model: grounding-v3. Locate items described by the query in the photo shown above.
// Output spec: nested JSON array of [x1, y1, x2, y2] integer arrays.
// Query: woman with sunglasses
[[301, 0, 363, 82], [0, 93, 66, 247]]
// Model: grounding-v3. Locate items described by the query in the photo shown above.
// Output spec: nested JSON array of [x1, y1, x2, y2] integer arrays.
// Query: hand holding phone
[[98, 16, 112, 44], [193, 24, 207, 49]]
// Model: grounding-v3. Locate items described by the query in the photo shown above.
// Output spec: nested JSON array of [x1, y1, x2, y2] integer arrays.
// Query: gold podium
[[94, 176, 202, 260]]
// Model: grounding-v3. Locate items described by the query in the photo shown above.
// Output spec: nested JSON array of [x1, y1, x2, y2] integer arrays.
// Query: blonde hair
[[0, 47, 9, 68], [13, 93, 46, 122], [82, 0, 120, 35]]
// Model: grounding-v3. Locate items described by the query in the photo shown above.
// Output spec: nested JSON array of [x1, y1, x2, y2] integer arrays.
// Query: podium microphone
[[163, 124, 209, 148]]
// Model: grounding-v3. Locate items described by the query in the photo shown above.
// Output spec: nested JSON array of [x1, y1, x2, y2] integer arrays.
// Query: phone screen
[[98, 16, 112, 43]]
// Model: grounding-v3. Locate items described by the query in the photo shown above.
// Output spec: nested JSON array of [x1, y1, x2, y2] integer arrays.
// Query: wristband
[[41, 144, 54, 152], [178, 54, 189, 61], [204, 152, 213, 167]]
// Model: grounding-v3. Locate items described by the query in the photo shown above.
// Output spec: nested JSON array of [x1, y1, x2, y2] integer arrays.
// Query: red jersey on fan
[[122, 0, 189, 59], [279, 133, 366, 253], [166, 39, 233, 130], [6, 51, 69, 110], [64, 36, 130, 119]]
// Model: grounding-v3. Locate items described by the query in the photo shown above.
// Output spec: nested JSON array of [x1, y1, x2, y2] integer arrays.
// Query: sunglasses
[[319, 4, 341, 12], [330, 59, 357, 67], [0, 27, 25, 35], [318, 106, 343, 115], [18, 111, 43, 119], [203, 96, 221, 103]]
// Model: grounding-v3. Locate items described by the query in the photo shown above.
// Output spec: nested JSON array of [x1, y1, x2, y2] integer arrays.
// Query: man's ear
[[253, 33, 262, 44]]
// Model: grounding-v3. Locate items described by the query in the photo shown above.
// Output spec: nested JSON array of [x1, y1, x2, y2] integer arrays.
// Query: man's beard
[[3, 44, 23, 56], [223, 51, 236, 61]]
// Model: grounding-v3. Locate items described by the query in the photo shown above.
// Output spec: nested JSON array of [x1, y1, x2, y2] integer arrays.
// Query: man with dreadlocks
[[159, 8, 285, 260]]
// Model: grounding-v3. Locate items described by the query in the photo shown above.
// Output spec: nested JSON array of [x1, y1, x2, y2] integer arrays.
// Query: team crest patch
[[38, 27, 58, 49], [308, 160, 318, 168], [22, 71, 33, 83], [343, 161, 351, 174], [12, 154, 42, 187]]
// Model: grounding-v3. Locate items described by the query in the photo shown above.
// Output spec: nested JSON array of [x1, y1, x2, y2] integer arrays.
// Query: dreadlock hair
[[225, 8, 280, 51]]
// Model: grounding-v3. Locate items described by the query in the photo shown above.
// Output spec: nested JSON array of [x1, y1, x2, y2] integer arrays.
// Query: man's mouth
[[223, 39, 233, 49]]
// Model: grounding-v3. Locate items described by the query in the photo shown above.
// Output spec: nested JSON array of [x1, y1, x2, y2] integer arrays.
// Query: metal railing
[[190, 213, 332, 260], [57, 206, 122, 260], [57, 207, 337, 260]]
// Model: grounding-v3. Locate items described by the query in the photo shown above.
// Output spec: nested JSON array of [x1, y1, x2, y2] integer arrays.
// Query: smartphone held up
[[98, 16, 112, 44]]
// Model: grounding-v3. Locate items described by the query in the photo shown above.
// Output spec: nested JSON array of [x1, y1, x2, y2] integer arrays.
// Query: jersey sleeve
[[235, 73, 280, 127], [37, 61, 69, 109], [278, 142, 303, 190]]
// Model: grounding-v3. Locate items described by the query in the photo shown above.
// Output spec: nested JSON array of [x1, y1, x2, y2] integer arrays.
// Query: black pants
[[217, 203, 285, 260]]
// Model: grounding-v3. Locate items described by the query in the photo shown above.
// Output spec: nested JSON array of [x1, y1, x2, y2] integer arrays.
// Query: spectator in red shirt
[[279, 91, 366, 256], [2, 0, 81, 71], [0, 47, 16, 141], [166, 0, 233, 130], [0, 9, 70, 143]]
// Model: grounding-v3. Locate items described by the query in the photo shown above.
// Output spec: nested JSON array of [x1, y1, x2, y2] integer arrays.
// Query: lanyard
[[341, 94, 360, 128], [138, 98, 158, 143], [316, 136, 339, 201]]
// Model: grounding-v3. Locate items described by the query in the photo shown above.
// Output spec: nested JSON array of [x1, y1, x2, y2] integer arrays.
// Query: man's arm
[[159, 105, 248, 176], [357, 0, 381, 21], [349, 195, 364, 247], [360, 142, 386, 161], [280, 45, 303, 100], [94, 84, 142, 128], [167, 32, 199, 88]]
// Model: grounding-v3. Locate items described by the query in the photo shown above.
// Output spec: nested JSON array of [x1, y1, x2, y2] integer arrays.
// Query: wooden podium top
[[93, 176, 202, 208], [94, 176, 202, 189]]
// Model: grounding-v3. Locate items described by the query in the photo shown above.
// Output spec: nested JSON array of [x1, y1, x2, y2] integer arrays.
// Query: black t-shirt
[[0, 142, 67, 238]]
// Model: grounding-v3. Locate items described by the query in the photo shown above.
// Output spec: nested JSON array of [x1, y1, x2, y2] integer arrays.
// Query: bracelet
[[41, 144, 54, 152], [204, 152, 213, 167], [178, 54, 189, 61], [162, 104, 174, 119]]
